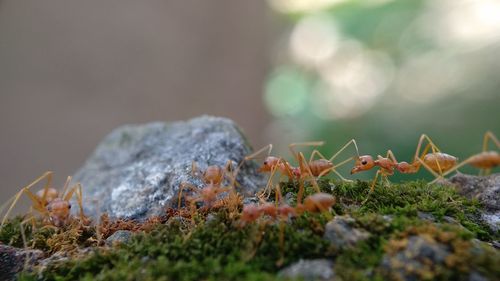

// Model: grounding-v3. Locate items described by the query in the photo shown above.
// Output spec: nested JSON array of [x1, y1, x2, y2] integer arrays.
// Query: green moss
[[10, 179, 500, 281]]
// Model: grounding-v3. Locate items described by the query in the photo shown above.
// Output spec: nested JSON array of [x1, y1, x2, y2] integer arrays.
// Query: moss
[[7, 179, 500, 281]]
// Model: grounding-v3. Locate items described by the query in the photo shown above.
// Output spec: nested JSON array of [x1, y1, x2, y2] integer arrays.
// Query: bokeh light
[[265, 0, 500, 180]]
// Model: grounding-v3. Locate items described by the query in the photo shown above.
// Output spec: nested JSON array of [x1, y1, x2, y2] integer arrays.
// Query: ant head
[[292, 167, 301, 178], [47, 198, 71, 227], [351, 155, 375, 174], [259, 156, 280, 172]]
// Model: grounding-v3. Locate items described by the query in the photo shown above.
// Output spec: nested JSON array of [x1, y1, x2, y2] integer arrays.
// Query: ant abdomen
[[423, 153, 458, 172]]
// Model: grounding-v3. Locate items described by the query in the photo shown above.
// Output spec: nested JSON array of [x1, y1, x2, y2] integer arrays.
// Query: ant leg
[[369, 170, 382, 193], [314, 161, 352, 183], [60, 176, 72, 199], [414, 135, 446, 177], [386, 150, 399, 164], [416, 158, 445, 184], [277, 220, 286, 267], [297, 177, 306, 206], [440, 156, 476, 178], [288, 141, 325, 161], [309, 149, 328, 163], [298, 152, 321, 193], [484, 168, 492, 176], [233, 144, 273, 186], [1, 172, 52, 227], [248, 144, 273, 161], [328, 139, 360, 162], [178, 183, 199, 209], [35, 171, 53, 206], [483, 131, 500, 151], [191, 161, 203, 179], [64, 183, 85, 219], [264, 164, 280, 199], [413, 134, 442, 160], [188, 197, 203, 222], [275, 183, 283, 204], [311, 151, 354, 182]]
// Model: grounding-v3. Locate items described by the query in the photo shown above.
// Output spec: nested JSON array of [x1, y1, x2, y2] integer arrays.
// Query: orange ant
[[289, 139, 359, 204], [296, 192, 336, 214], [0, 171, 85, 228], [239, 182, 299, 226], [236, 144, 297, 199], [350, 134, 458, 192], [177, 161, 236, 218], [440, 131, 500, 178]]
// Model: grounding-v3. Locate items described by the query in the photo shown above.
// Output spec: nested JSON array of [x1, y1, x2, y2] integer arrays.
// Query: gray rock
[[323, 215, 370, 250], [0, 245, 43, 281], [380, 235, 450, 281], [105, 230, 133, 246], [481, 212, 500, 232], [417, 211, 436, 222], [449, 173, 500, 231], [278, 259, 335, 281], [442, 216, 459, 224], [468, 271, 489, 281], [449, 173, 500, 211], [73, 116, 265, 220]]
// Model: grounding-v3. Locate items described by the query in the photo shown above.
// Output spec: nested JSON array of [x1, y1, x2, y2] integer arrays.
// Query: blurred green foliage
[[265, 0, 500, 181]]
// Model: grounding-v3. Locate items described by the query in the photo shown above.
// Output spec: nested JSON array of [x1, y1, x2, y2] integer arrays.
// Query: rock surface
[[449, 173, 500, 232], [381, 235, 450, 281], [73, 116, 265, 220], [0, 245, 43, 281], [380, 235, 495, 281], [278, 259, 335, 281], [323, 215, 370, 250], [105, 230, 134, 246]]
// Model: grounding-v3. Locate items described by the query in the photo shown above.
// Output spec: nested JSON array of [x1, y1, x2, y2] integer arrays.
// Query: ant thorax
[[375, 156, 397, 171]]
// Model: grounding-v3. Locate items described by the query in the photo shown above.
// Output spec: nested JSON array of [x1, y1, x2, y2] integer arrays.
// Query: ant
[[350, 134, 458, 192], [289, 139, 358, 204], [296, 192, 336, 215], [177, 161, 237, 218], [237, 144, 297, 198], [440, 131, 499, 178], [1, 171, 85, 228], [240, 183, 297, 226]]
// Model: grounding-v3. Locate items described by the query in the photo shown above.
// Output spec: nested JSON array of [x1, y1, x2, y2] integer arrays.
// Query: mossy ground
[[1, 179, 498, 281]]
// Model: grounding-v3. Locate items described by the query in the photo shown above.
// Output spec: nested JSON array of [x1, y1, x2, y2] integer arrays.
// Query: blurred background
[[1, 0, 499, 208]]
